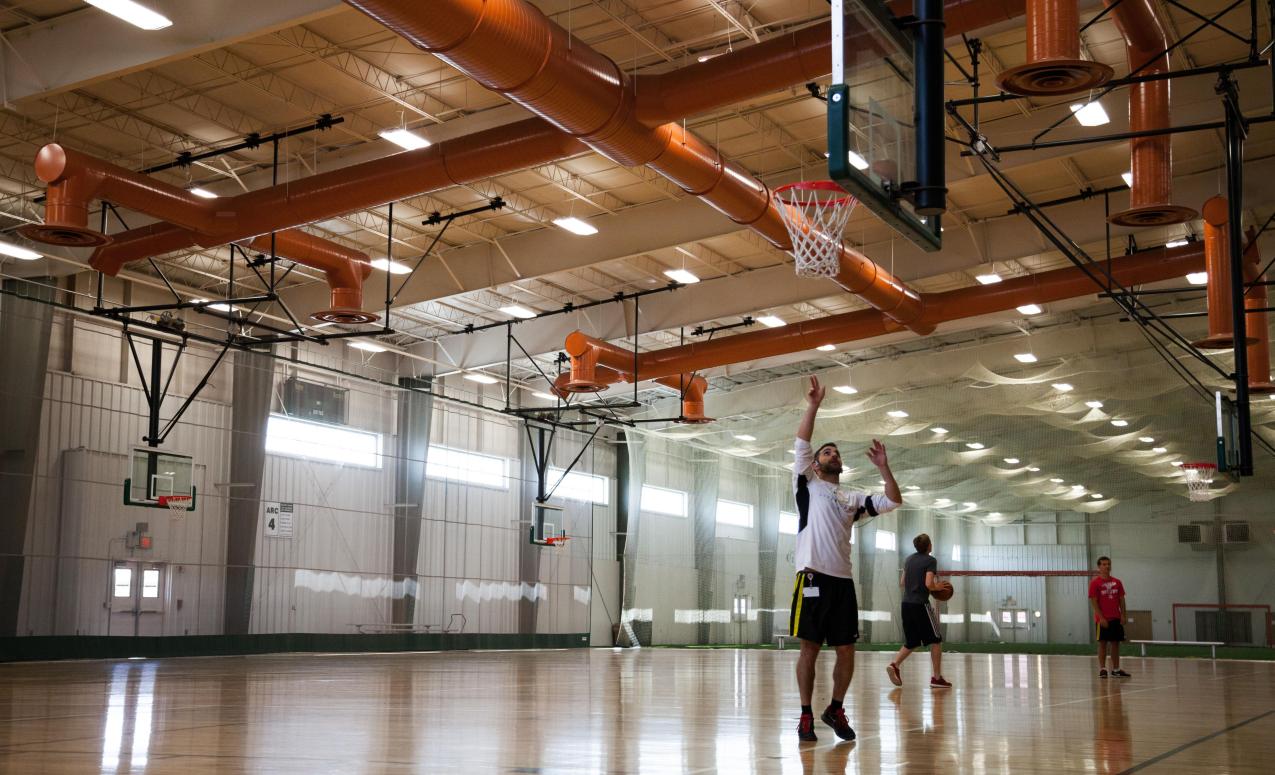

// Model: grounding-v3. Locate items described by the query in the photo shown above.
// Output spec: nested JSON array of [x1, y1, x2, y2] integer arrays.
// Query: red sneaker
[[797, 712, 817, 742], [886, 662, 902, 687], [930, 676, 952, 688]]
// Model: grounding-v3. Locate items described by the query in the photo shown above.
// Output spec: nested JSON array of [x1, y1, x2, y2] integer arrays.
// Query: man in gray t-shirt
[[886, 533, 952, 688]]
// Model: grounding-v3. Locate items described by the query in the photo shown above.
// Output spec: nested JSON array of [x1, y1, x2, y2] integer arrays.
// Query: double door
[[109, 562, 166, 636]]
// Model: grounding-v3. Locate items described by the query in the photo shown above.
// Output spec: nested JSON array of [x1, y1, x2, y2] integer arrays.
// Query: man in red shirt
[[1088, 556, 1130, 678]]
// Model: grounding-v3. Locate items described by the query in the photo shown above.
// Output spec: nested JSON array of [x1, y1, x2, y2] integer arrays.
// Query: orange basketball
[[933, 581, 954, 602]]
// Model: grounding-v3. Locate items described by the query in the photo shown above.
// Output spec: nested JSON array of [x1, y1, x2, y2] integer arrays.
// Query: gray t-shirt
[[902, 552, 938, 605]]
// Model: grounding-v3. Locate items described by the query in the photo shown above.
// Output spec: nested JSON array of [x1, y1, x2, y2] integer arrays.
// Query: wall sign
[[263, 502, 294, 537]]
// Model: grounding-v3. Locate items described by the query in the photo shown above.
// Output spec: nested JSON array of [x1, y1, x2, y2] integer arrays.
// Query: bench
[[1129, 639, 1225, 659], [775, 634, 802, 649]]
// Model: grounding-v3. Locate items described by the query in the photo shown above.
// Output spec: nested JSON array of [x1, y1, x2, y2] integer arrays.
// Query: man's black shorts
[[1096, 620, 1126, 642], [789, 570, 859, 646], [901, 601, 942, 649]]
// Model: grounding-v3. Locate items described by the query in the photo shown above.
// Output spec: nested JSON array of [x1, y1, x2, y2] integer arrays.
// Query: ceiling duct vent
[[1177, 523, 1204, 544], [1222, 522, 1250, 545]]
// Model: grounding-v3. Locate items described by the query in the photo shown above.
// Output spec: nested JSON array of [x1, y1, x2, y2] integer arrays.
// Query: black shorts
[[901, 601, 942, 649], [789, 571, 859, 646], [1097, 620, 1126, 642]]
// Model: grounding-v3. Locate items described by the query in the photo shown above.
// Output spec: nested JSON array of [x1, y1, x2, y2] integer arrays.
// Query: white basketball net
[[1181, 463, 1216, 502], [774, 182, 858, 278], [163, 495, 192, 513]]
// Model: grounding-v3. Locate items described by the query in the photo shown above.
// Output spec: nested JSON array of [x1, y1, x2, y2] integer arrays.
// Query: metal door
[[108, 562, 166, 636]]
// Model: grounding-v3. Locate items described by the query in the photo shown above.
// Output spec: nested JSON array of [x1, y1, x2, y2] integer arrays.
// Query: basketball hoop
[[773, 181, 858, 278], [1181, 462, 1216, 502], [544, 535, 571, 547], [159, 495, 192, 513]]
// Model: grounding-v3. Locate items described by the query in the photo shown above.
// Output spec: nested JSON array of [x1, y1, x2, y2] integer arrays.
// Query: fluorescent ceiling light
[[733, 434, 756, 441], [664, 269, 700, 284], [886, 409, 909, 418], [987, 512, 1001, 519], [962, 502, 978, 511], [0, 240, 42, 260], [1165, 239, 1189, 248], [1171, 460, 1183, 466], [756, 315, 786, 328], [370, 258, 411, 275], [1026, 466, 1040, 472], [975, 273, 1002, 285], [931, 427, 948, 435], [847, 151, 870, 170], [189, 187, 218, 199], [1152, 447, 1166, 453], [1085, 400, 1104, 409], [86, 0, 171, 30], [553, 216, 598, 236], [193, 298, 236, 313], [532, 391, 558, 401], [499, 305, 537, 319], [379, 128, 431, 150], [1017, 304, 1043, 315], [1139, 436, 1155, 443], [1072, 484, 1085, 490], [697, 53, 722, 63], [832, 385, 858, 395], [1090, 493, 1103, 499], [1069, 101, 1110, 126], [905, 485, 920, 491], [965, 442, 985, 450], [933, 498, 953, 507], [1049, 477, 1065, 483], [348, 341, 386, 353], [1014, 353, 1038, 363], [1003, 457, 1020, 465], [1052, 383, 1074, 392], [1121, 171, 1133, 187], [463, 373, 499, 384], [816, 344, 836, 352], [1186, 272, 1209, 285], [1111, 419, 1129, 427]]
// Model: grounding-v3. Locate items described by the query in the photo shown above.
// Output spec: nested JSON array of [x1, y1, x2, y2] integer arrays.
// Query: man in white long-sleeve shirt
[[790, 375, 902, 743]]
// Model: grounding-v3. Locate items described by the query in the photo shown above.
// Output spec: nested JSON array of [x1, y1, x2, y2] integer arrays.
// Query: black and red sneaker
[[797, 712, 818, 742], [820, 706, 856, 741]]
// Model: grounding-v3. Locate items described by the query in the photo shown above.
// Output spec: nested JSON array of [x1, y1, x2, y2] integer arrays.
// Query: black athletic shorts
[[789, 570, 859, 646], [901, 601, 942, 649], [1096, 620, 1126, 642]]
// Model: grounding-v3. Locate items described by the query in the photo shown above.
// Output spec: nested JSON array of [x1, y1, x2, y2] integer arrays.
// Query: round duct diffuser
[[311, 308, 380, 325], [677, 414, 714, 425], [1248, 380, 1275, 395], [1191, 333, 1258, 350], [18, 223, 112, 248], [995, 60, 1112, 96], [559, 377, 611, 393], [1108, 204, 1198, 228]]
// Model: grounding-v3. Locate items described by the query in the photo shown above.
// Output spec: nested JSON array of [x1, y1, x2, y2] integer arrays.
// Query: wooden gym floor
[[1, 647, 1272, 773]]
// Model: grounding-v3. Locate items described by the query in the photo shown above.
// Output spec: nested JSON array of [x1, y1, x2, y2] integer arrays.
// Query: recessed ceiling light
[[976, 273, 1002, 285], [1017, 304, 1042, 315], [1026, 466, 1040, 472], [816, 344, 837, 352], [965, 442, 985, 450], [1049, 477, 1065, 483], [1090, 493, 1103, 499], [348, 341, 387, 353], [1186, 272, 1209, 285], [847, 150, 870, 170], [1072, 484, 1085, 490], [463, 373, 499, 384], [1139, 437, 1155, 443], [499, 305, 537, 319], [553, 217, 598, 236], [664, 269, 700, 284], [1111, 419, 1129, 427], [1052, 383, 1074, 392], [733, 434, 756, 441], [905, 485, 920, 491], [756, 315, 786, 328], [1069, 101, 1110, 126], [1121, 171, 1133, 187], [379, 128, 431, 151], [832, 385, 858, 395], [931, 427, 948, 435], [1152, 447, 1167, 453], [0, 240, 42, 260], [532, 391, 558, 401], [370, 258, 412, 275], [86, 0, 171, 30], [1085, 400, 1104, 409], [962, 502, 978, 510], [189, 187, 218, 199], [1165, 239, 1189, 249], [1014, 353, 1038, 363], [934, 498, 953, 507], [1003, 457, 1020, 464], [887, 409, 909, 418]]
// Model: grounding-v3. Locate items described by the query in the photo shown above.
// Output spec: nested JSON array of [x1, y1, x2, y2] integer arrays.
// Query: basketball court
[[1, 0, 1273, 772]]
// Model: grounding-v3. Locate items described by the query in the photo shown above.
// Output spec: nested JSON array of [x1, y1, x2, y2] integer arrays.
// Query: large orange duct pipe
[[1243, 230, 1275, 393], [996, 0, 1111, 95], [344, 0, 928, 331], [1192, 196, 1251, 349], [561, 243, 1205, 387], [1106, 0, 1195, 227]]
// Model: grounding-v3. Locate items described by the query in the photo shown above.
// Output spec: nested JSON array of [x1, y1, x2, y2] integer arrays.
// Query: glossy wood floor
[[2, 648, 1273, 774]]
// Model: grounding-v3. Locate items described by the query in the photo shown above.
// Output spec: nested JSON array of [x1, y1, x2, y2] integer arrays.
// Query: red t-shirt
[[1089, 576, 1125, 621]]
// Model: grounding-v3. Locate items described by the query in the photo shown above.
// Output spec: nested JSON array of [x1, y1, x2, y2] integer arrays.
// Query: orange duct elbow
[[654, 374, 712, 424], [996, 0, 1111, 95], [1244, 233, 1275, 393], [247, 232, 377, 323], [90, 221, 202, 276]]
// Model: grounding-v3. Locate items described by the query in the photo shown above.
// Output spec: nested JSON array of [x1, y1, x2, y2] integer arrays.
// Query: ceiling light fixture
[[1003, 457, 1020, 465], [965, 442, 985, 450], [934, 498, 953, 507], [1186, 272, 1209, 285], [733, 434, 756, 442], [532, 391, 558, 401], [1014, 353, 1038, 363], [1085, 400, 1104, 409], [1026, 466, 1040, 472], [370, 258, 411, 275], [962, 502, 978, 511], [1121, 171, 1133, 187], [1069, 101, 1110, 126], [1171, 460, 1184, 466], [1052, 383, 1074, 392], [189, 187, 218, 199], [1090, 493, 1103, 499], [1049, 477, 1065, 483], [553, 217, 598, 236], [664, 268, 700, 284], [86, 0, 171, 30], [1139, 436, 1155, 443], [348, 341, 387, 353], [1017, 303, 1043, 315], [499, 305, 537, 319], [905, 485, 920, 491], [1152, 447, 1167, 453], [887, 409, 909, 418], [816, 344, 837, 352], [463, 373, 499, 384], [1165, 239, 1189, 248], [930, 427, 948, 435], [0, 240, 42, 261], [756, 315, 786, 328], [1072, 484, 1085, 490], [975, 273, 1003, 285], [378, 128, 431, 151], [1111, 419, 1129, 427], [832, 385, 858, 395]]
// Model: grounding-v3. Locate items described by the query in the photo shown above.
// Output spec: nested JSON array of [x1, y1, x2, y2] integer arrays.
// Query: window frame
[[547, 466, 610, 505], [640, 484, 689, 518], [265, 414, 382, 469], [425, 444, 510, 490]]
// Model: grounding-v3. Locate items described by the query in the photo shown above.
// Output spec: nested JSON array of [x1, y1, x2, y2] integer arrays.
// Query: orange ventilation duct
[[1193, 197, 1240, 348], [1106, 0, 1196, 227], [996, 0, 1111, 95], [1243, 230, 1275, 393], [654, 375, 712, 423], [559, 244, 1205, 388]]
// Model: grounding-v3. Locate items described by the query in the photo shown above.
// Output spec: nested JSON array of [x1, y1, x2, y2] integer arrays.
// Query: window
[[113, 567, 132, 598], [266, 414, 381, 468], [1016, 611, 1028, 624], [1001, 611, 1013, 624], [641, 484, 688, 517], [951, 544, 961, 562], [779, 511, 799, 535], [547, 467, 609, 505], [716, 499, 754, 528], [426, 445, 509, 489], [141, 569, 160, 599], [875, 529, 897, 551]]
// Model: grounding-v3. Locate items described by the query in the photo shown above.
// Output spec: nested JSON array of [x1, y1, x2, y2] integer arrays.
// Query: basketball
[[933, 581, 955, 602]]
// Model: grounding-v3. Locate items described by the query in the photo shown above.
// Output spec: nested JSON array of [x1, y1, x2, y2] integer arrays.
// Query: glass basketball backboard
[[126, 447, 196, 511]]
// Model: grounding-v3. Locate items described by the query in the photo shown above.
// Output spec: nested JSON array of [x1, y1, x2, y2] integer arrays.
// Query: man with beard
[[790, 375, 903, 743]]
